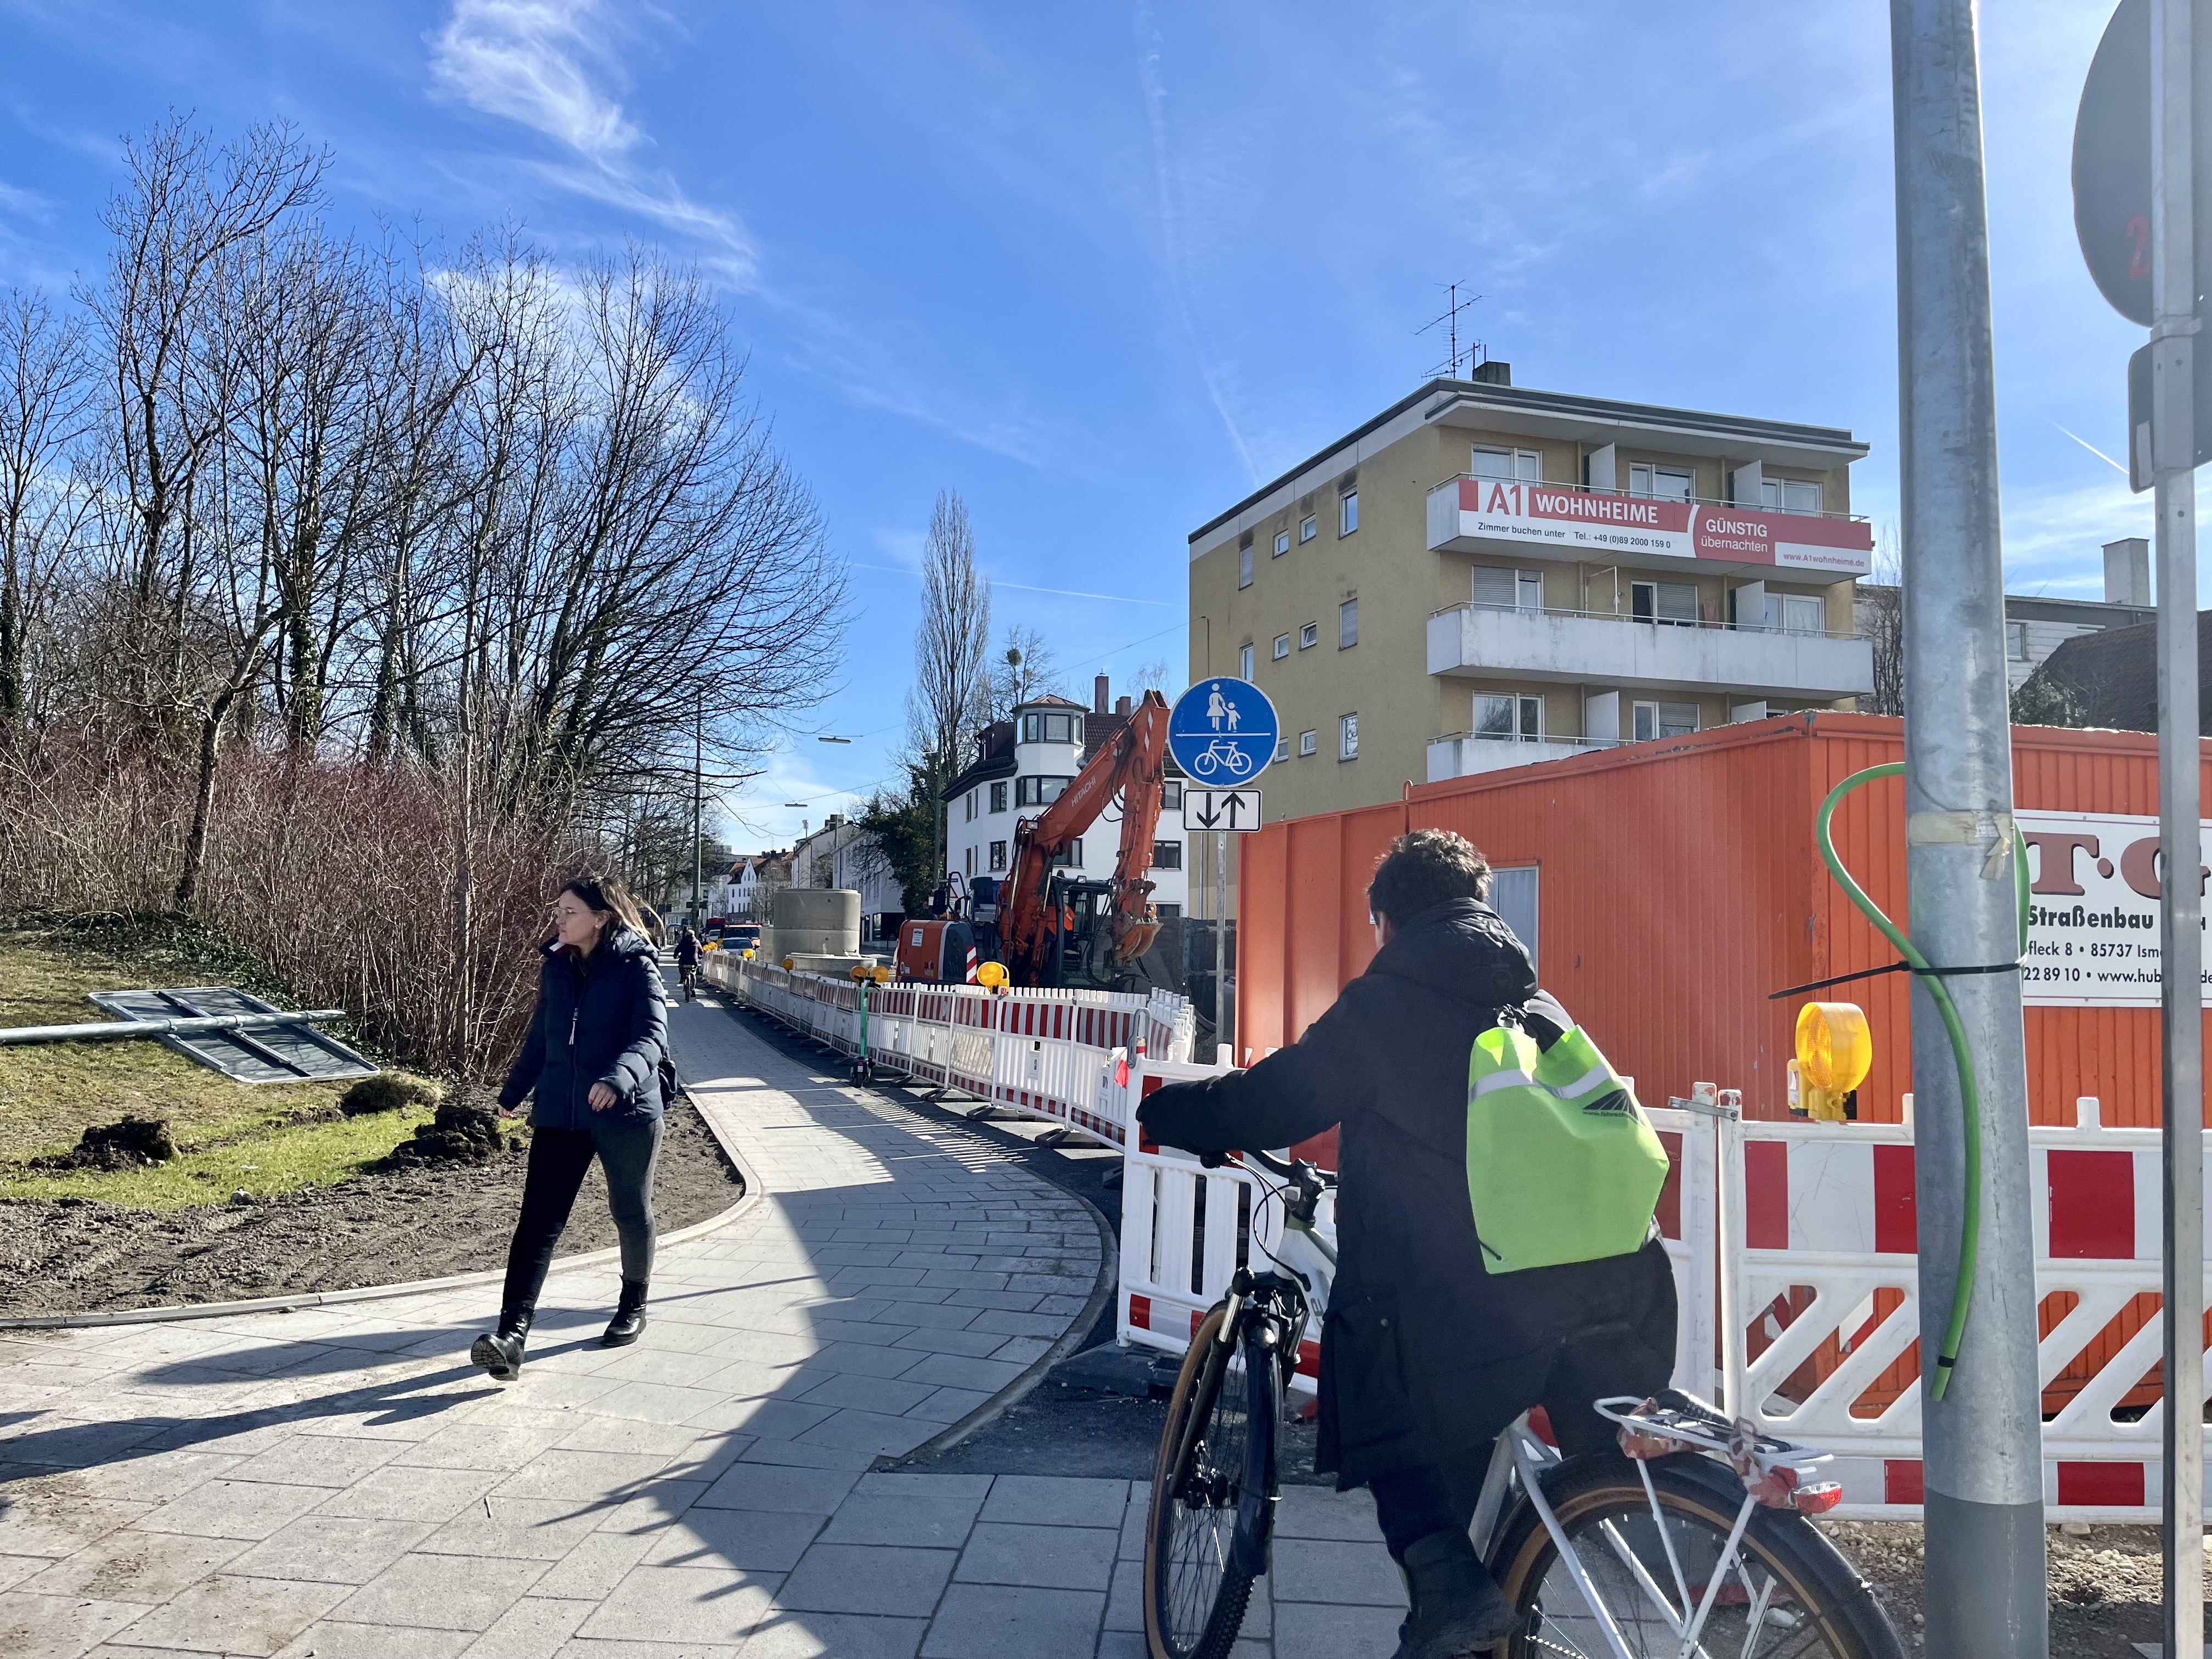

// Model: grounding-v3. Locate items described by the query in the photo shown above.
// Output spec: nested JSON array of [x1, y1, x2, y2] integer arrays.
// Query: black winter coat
[[499, 927, 669, 1131], [1136, 898, 1676, 1488]]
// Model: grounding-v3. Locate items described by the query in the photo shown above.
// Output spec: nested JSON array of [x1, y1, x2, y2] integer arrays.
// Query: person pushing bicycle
[[1137, 830, 1678, 1659]]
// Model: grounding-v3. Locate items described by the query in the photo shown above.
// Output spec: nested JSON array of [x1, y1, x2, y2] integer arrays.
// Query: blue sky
[[0, 1, 2159, 848]]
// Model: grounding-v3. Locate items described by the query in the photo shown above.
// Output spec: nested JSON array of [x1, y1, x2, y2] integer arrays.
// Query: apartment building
[[1187, 366, 1876, 822], [943, 678, 1190, 914]]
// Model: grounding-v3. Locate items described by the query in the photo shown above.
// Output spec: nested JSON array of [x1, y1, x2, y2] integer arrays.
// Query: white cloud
[[2000, 472, 2157, 595], [426, 0, 755, 277], [428, 0, 637, 159]]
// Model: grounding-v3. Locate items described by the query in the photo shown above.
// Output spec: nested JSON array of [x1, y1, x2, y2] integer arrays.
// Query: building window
[[1472, 566, 1544, 611], [1273, 632, 1290, 659], [1151, 840, 1183, 870], [1239, 642, 1254, 679], [1340, 713, 1359, 760], [1630, 580, 1700, 625], [1274, 528, 1290, 557], [1780, 595, 1825, 637], [1239, 541, 1253, 589], [990, 780, 1008, 812], [1339, 490, 1359, 536], [964, 845, 976, 876], [1339, 600, 1359, 649], [1162, 778, 1182, 809], [990, 840, 1008, 872], [1300, 514, 1317, 543], [1471, 445, 1541, 482], [1274, 738, 1288, 762], [1489, 866, 1539, 972], [1474, 692, 1544, 742], [1299, 729, 1318, 757], [1016, 775, 1071, 806], [2006, 620, 2029, 660], [1299, 622, 1318, 650], [1760, 478, 1825, 514], [1049, 838, 1084, 870], [1020, 712, 1077, 743], [1155, 902, 1182, 920], [1629, 464, 1696, 503], [1632, 700, 1701, 742]]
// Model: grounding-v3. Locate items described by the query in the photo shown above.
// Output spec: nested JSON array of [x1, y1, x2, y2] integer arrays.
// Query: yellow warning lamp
[[975, 961, 1009, 991], [741, 948, 755, 960], [1792, 1001, 1872, 1122], [782, 956, 796, 971]]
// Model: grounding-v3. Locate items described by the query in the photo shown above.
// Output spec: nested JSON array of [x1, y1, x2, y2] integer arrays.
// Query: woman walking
[[472, 873, 669, 1380]]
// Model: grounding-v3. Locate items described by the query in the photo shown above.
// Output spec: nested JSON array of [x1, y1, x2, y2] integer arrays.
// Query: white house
[[943, 679, 1190, 917], [787, 815, 905, 945]]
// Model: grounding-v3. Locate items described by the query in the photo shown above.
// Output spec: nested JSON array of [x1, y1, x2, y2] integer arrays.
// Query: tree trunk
[[173, 710, 224, 911]]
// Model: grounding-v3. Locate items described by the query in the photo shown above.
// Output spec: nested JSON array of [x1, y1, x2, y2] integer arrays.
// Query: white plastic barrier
[[712, 955, 1193, 1144], [1716, 1105, 2212, 1522]]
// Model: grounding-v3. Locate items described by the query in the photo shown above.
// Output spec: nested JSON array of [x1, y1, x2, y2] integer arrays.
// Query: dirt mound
[[377, 1089, 507, 1169], [338, 1071, 441, 1117], [29, 1116, 177, 1172]]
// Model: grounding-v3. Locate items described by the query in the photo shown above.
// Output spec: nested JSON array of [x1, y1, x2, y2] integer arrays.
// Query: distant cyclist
[[1137, 831, 1677, 1659], [673, 926, 702, 1001]]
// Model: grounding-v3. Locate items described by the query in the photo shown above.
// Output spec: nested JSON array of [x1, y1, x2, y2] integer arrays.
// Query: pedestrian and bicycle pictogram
[[1166, 678, 1277, 786]]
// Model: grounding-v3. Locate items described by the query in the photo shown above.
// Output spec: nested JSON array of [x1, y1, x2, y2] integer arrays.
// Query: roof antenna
[[1416, 280, 1484, 378]]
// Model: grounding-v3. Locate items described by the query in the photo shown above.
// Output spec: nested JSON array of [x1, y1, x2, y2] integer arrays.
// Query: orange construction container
[[1237, 711, 2212, 1131]]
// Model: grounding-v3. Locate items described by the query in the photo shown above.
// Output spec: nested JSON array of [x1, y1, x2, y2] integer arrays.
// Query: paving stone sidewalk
[[0, 983, 1404, 1657]]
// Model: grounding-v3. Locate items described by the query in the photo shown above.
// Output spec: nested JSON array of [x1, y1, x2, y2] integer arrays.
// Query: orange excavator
[[994, 689, 1171, 989]]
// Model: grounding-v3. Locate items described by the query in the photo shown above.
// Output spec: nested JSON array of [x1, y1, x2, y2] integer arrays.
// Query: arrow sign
[[1182, 788, 1262, 834]]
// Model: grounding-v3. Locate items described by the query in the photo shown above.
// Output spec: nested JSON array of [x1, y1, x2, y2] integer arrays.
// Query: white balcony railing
[[1426, 602, 1874, 701]]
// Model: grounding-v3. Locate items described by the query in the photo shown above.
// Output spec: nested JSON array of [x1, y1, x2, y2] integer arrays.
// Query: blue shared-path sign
[[1168, 677, 1278, 786]]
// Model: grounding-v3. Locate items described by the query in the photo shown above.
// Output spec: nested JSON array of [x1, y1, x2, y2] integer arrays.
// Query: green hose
[[1813, 763, 2029, 1403]]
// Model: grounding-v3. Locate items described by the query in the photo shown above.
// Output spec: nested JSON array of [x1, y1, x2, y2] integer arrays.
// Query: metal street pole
[[1215, 830, 1228, 1063], [691, 689, 704, 929], [2151, 1, 2204, 1645], [1889, 4, 2047, 1654]]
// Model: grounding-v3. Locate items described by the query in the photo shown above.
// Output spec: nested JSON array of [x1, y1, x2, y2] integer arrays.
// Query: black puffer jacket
[[499, 926, 668, 1131], [1136, 898, 1675, 1487]]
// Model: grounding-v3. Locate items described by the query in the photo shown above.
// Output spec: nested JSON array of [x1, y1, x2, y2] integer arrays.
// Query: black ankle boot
[[602, 1280, 648, 1347], [1393, 1529, 1516, 1658], [470, 1305, 533, 1381]]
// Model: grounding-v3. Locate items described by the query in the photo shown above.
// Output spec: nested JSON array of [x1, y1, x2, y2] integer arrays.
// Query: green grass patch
[[0, 913, 445, 1206]]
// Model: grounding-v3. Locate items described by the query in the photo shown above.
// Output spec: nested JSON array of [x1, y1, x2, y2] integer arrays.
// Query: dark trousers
[[500, 1115, 662, 1311]]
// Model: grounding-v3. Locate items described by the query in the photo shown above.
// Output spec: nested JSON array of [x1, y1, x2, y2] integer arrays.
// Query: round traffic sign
[[1167, 678, 1278, 785], [2073, 0, 2152, 327]]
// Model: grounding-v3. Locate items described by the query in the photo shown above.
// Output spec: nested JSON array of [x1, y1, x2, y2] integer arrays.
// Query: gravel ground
[[1827, 1519, 2183, 1655], [0, 1094, 742, 1316]]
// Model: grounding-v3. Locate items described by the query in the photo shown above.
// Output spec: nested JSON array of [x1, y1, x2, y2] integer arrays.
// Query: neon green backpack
[[1464, 1011, 1669, 1273]]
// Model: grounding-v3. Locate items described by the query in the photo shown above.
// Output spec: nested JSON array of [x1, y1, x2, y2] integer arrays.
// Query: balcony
[[1427, 733, 1611, 782], [1426, 603, 1874, 702], [1425, 476, 1873, 578]]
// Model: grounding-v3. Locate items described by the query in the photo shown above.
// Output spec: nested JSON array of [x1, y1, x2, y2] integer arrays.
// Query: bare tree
[[990, 623, 1060, 719], [1859, 525, 1904, 717], [908, 489, 991, 885], [0, 290, 91, 729]]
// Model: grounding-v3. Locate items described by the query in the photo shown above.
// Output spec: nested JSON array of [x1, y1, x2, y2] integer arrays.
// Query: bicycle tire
[[1142, 1306, 1278, 1659], [1489, 1453, 1905, 1659]]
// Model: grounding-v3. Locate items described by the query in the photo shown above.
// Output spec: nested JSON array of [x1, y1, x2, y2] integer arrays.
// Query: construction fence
[[712, 955, 2205, 1523]]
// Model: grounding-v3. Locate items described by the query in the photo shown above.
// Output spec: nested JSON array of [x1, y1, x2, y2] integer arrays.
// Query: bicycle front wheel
[[1490, 1454, 1905, 1659], [1142, 1306, 1277, 1659]]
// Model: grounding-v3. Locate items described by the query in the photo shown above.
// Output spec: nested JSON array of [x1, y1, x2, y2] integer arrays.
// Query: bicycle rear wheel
[[1489, 1454, 1905, 1659], [1142, 1306, 1278, 1659]]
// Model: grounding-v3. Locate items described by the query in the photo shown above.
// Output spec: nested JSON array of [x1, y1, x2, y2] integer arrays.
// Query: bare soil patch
[[0, 1094, 741, 1317], [1826, 1518, 2184, 1654]]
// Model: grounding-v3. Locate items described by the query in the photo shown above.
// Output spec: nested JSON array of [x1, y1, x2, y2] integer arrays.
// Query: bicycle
[[680, 962, 699, 1002], [1188, 740, 1254, 781], [1141, 1147, 1906, 1659]]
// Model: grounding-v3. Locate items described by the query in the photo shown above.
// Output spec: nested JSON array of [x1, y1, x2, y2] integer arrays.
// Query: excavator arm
[[1001, 691, 1171, 985]]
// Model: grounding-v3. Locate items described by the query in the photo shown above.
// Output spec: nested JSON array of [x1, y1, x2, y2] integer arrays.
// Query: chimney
[[1094, 674, 1109, 714], [1470, 359, 1511, 387], [2103, 537, 2152, 606], [1115, 695, 1132, 715]]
